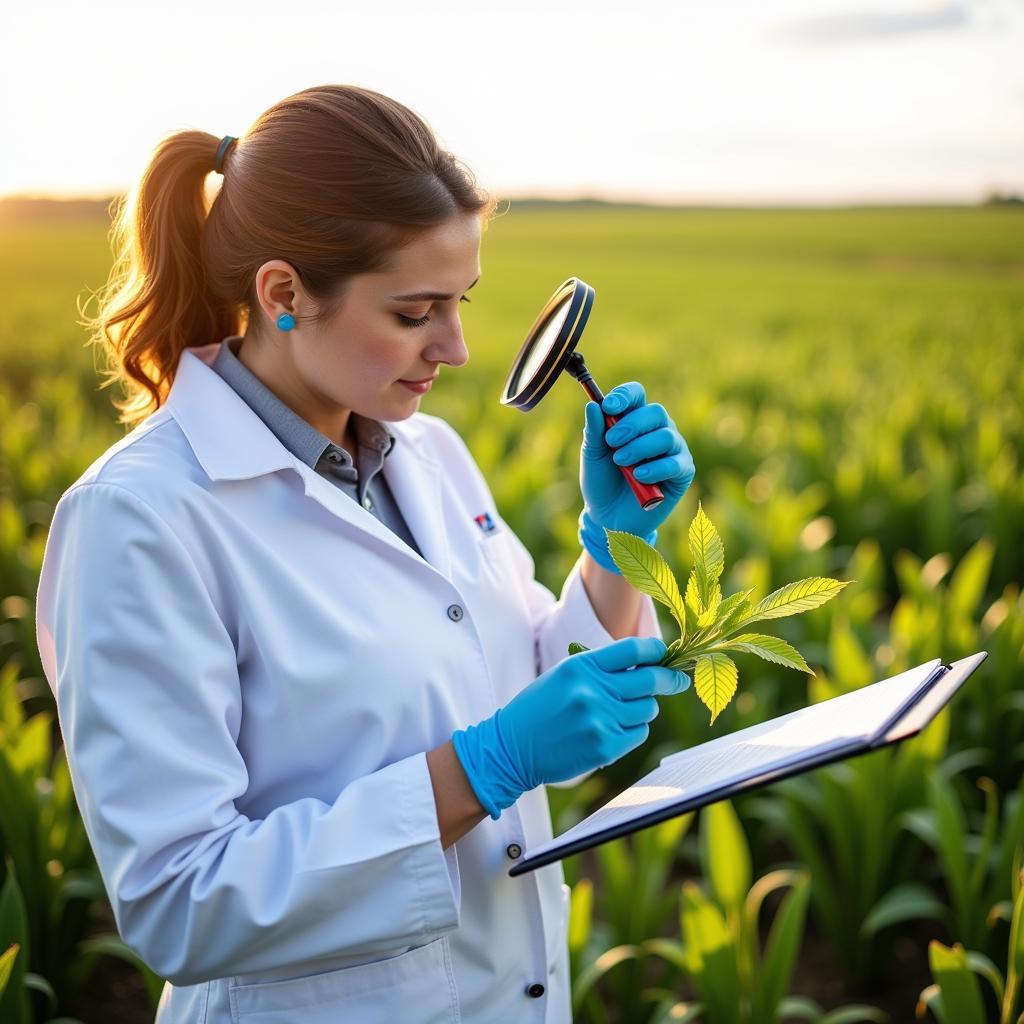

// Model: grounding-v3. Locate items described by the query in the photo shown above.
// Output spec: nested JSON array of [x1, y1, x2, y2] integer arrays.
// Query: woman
[[34, 84, 696, 1023]]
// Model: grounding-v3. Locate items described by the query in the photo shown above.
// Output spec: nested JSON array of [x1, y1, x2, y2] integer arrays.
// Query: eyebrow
[[389, 275, 481, 302]]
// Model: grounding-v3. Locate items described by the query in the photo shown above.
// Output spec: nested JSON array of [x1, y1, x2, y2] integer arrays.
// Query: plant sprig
[[568, 502, 853, 725]]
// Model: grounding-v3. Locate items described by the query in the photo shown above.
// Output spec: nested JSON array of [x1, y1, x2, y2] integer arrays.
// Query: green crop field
[[1, 203, 1022, 1023]]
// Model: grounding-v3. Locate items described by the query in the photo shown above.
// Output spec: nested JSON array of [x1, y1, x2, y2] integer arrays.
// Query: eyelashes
[[397, 312, 431, 328], [396, 295, 471, 328]]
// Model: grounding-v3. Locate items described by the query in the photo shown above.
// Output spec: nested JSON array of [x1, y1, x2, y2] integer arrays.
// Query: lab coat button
[[526, 983, 545, 998], [327, 451, 342, 463], [506, 843, 522, 859], [447, 604, 464, 621], [362, 496, 373, 509]]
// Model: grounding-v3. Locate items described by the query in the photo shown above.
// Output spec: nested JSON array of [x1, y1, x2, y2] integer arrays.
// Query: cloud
[[770, 1, 970, 46]]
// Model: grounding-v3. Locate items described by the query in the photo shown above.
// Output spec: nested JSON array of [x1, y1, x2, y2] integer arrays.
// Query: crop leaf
[[695, 654, 738, 726], [688, 502, 725, 609], [715, 634, 812, 674], [737, 578, 851, 627], [606, 528, 688, 636]]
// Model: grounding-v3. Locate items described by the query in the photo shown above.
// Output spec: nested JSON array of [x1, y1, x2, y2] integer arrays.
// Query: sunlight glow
[[3, 0, 1022, 203]]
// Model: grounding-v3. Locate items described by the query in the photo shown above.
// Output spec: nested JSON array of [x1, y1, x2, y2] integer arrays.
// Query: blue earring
[[276, 312, 296, 331]]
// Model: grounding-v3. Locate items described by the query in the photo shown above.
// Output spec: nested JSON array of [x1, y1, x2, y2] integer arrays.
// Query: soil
[[782, 914, 936, 1022], [65, 954, 153, 1024], [50, 900, 155, 1024]]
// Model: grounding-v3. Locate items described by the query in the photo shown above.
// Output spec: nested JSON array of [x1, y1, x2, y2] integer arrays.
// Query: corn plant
[[746, 738, 948, 987], [0, 659, 164, 1022], [889, 539, 1024, 794], [570, 799, 888, 1024], [916, 857, 1024, 1024], [566, 813, 695, 1024], [901, 773, 1024, 960]]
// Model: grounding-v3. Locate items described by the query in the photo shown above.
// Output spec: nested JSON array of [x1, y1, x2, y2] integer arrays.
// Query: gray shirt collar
[[211, 335, 396, 468]]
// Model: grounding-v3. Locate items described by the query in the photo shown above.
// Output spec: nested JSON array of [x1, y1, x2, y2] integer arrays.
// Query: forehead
[[379, 213, 482, 284]]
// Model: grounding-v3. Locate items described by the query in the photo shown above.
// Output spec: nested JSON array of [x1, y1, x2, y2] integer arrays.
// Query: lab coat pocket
[[475, 526, 513, 564], [228, 936, 460, 1023]]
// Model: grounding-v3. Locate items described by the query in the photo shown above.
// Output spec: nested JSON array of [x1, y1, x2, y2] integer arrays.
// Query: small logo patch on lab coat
[[474, 512, 496, 533]]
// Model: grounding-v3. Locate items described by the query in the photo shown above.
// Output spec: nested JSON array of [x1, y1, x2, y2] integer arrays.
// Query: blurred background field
[[1, 201, 1023, 1022]]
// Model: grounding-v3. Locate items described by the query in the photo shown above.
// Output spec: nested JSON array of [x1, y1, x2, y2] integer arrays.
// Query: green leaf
[[713, 589, 754, 635], [948, 537, 995, 619], [0, 944, 19, 997], [758, 871, 812, 1020], [685, 571, 702, 614], [776, 995, 823, 1021], [915, 984, 942, 1022], [715, 633, 812, 673], [77, 934, 167, 1008], [963, 951, 1004, 1007], [0, 862, 29, 1024], [684, 575, 702, 637], [680, 882, 741, 1024], [700, 800, 751, 912], [928, 774, 971, 939], [927, 941, 988, 1024], [22, 973, 56, 1017], [606, 528, 688, 633], [828, 615, 874, 691], [568, 878, 592, 955], [567, 642, 590, 656], [860, 882, 947, 938], [642, 937, 691, 975], [646, 998, 705, 1024], [697, 585, 723, 628], [695, 654, 739, 726], [688, 502, 725, 609], [739, 577, 851, 626], [819, 1008, 890, 1024], [1004, 865, 1024, 1023], [663, 638, 686, 665], [571, 944, 645, 1015]]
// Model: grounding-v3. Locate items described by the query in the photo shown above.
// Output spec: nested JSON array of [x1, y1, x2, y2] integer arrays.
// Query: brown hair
[[80, 84, 501, 431]]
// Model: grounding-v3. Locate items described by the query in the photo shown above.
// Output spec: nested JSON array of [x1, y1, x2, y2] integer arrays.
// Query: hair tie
[[214, 136, 238, 175]]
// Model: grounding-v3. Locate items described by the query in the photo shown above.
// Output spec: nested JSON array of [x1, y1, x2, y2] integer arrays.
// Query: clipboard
[[509, 651, 987, 877]]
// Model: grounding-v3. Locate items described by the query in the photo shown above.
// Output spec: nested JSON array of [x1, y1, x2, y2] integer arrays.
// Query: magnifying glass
[[500, 277, 664, 511]]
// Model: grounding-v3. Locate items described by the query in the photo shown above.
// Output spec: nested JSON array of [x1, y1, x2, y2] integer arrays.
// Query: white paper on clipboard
[[516, 657, 952, 870]]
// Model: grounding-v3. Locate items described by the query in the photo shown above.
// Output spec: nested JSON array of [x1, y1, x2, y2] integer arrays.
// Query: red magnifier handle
[[575, 377, 664, 512]]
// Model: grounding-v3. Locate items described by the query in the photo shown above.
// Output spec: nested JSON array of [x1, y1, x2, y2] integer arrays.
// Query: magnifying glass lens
[[508, 296, 572, 396]]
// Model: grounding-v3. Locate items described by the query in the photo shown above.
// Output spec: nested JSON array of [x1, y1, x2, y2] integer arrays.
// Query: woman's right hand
[[451, 636, 690, 820]]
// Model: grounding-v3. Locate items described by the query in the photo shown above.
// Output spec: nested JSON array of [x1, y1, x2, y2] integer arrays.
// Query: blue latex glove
[[579, 381, 696, 574], [452, 637, 691, 820]]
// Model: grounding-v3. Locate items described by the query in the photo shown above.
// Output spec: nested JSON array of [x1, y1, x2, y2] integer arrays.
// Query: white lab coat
[[34, 341, 662, 1023]]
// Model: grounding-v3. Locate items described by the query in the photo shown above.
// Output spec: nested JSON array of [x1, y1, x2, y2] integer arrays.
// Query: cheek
[[367, 337, 412, 380], [340, 332, 410, 390], [333, 317, 410, 384]]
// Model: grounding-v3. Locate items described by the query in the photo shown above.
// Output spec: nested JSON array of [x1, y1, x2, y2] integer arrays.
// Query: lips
[[399, 375, 439, 384]]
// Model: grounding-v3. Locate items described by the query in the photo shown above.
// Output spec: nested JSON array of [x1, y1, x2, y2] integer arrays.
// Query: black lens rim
[[500, 277, 595, 411]]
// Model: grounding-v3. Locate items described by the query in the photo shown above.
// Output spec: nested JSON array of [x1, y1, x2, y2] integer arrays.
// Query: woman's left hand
[[578, 381, 695, 573]]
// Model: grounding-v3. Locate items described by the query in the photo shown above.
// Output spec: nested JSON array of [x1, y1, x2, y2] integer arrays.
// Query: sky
[[3, 0, 1022, 205]]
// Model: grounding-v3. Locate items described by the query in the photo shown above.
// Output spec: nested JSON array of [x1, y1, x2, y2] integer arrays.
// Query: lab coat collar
[[166, 342, 452, 581]]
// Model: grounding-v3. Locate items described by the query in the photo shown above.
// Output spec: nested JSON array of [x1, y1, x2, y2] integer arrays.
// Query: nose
[[426, 311, 470, 368]]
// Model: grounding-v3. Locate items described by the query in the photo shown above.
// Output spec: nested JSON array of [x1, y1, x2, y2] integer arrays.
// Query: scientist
[[35, 84, 696, 1024]]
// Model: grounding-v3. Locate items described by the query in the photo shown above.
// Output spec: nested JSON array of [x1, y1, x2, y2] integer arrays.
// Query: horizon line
[[2, 190, 1022, 211]]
